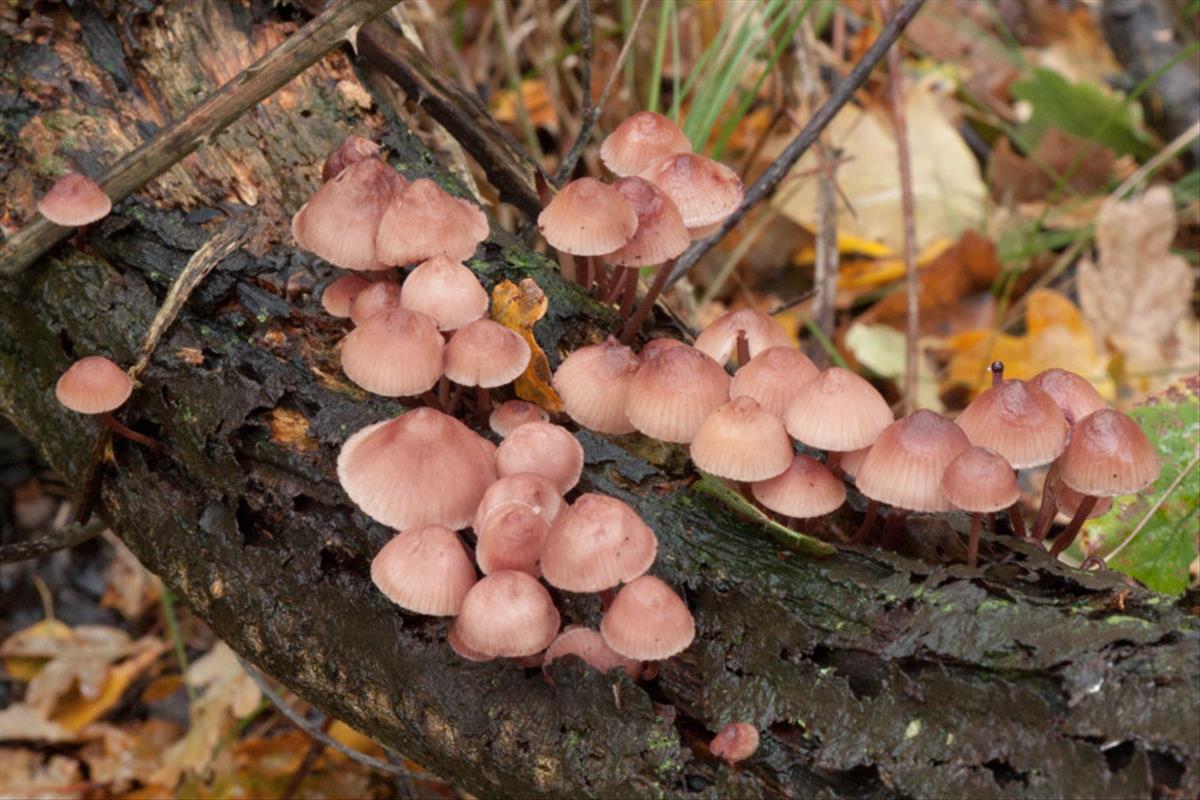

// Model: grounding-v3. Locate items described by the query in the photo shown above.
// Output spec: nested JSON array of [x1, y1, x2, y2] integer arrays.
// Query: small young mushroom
[[38, 173, 112, 226], [693, 309, 791, 367], [375, 178, 489, 266], [444, 319, 531, 415], [540, 493, 658, 593], [339, 308, 444, 397], [537, 177, 639, 258], [321, 135, 381, 182], [553, 338, 641, 435], [599, 111, 692, 177], [640, 152, 743, 231], [473, 472, 565, 531], [347, 281, 403, 325], [730, 346, 819, 420], [604, 177, 690, 319], [320, 273, 371, 318], [371, 525, 477, 615], [624, 345, 731, 443], [399, 255, 489, 332], [488, 400, 550, 438], [690, 397, 794, 482], [940, 447, 1022, 567], [474, 503, 550, 576], [495, 422, 584, 494], [784, 367, 893, 455], [600, 575, 695, 661], [543, 626, 642, 683], [450, 571, 560, 659], [292, 158, 404, 271], [710, 722, 760, 765], [751, 455, 846, 521], [956, 378, 1068, 470], [56, 356, 159, 450]]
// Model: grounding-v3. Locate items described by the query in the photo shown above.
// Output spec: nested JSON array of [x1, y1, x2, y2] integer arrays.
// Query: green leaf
[[1076, 377, 1200, 595], [1010, 68, 1155, 159], [691, 473, 835, 557]]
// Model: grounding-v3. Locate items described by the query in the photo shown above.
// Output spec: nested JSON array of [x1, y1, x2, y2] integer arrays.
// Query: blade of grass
[[804, 319, 850, 369], [646, 0, 673, 113], [669, 0, 681, 121], [161, 585, 198, 703]]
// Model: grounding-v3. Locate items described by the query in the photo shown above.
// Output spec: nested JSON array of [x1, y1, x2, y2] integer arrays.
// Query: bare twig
[[0, 518, 106, 564], [492, 0, 544, 162], [553, 0, 592, 185], [0, 0, 398, 277]]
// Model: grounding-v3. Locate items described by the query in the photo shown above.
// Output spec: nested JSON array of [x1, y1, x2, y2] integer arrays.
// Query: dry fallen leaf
[[988, 127, 1117, 204], [100, 531, 162, 621], [0, 747, 83, 800], [492, 78, 559, 134], [491, 278, 564, 413]]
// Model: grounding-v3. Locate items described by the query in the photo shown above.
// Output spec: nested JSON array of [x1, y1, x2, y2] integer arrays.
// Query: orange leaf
[[490, 279, 563, 413]]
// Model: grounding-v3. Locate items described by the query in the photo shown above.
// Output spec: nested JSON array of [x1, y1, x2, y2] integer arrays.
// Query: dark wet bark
[[1, 2, 1198, 798]]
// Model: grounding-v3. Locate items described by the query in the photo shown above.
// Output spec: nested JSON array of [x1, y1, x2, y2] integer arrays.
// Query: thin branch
[[492, 0, 545, 162], [0, 0, 398, 277], [666, 0, 925, 287], [0, 518, 106, 564]]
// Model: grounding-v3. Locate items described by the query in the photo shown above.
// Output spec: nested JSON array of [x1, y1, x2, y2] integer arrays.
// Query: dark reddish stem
[[438, 375, 450, 409], [598, 587, 616, 611], [1031, 461, 1061, 540], [880, 509, 909, 550], [535, 170, 553, 207], [99, 413, 161, 451], [578, 255, 592, 292], [851, 499, 879, 544], [966, 513, 982, 568], [476, 386, 491, 422], [827, 451, 845, 480], [1007, 504, 1026, 540], [990, 360, 1004, 386], [1049, 495, 1098, 557], [620, 261, 674, 343], [619, 268, 639, 318], [592, 257, 609, 298], [736, 330, 750, 367]]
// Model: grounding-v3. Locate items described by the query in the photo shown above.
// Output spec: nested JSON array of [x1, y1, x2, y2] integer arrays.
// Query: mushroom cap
[[55, 356, 132, 414], [956, 380, 1069, 469], [495, 422, 584, 493], [370, 525, 477, 615], [710, 723, 760, 764], [1059, 409, 1160, 497], [444, 319, 531, 388], [690, 397, 794, 481], [694, 309, 791, 365], [447, 624, 493, 662], [543, 627, 642, 680], [751, 454, 846, 518], [348, 281, 403, 325], [600, 575, 695, 660], [541, 493, 658, 592], [452, 571, 560, 658], [473, 472, 565, 532], [625, 346, 731, 443], [475, 503, 550, 576], [730, 346, 819, 419], [1029, 368, 1108, 426], [537, 177, 639, 256], [838, 447, 870, 478], [940, 447, 1021, 513], [1056, 482, 1113, 519], [322, 135, 381, 182], [38, 173, 111, 227], [553, 338, 641, 435], [856, 410, 972, 512], [399, 255, 489, 331], [321, 274, 371, 318], [489, 400, 550, 438], [292, 158, 403, 271], [640, 153, 743, 227], [376, 178, 490, 266], [599, 111, 693, 177], [605, 177, 690, 267], [784, 367, 893, 452], [336, 408, 498, 530], [339, 308, 444, 397], [639, 337, 688, 360]]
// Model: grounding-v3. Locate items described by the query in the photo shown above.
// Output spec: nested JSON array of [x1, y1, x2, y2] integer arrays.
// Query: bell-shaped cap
[[370, 525, 477, 615], [940, 447, 1021, 513], [292, 158, 403, 271], [38, 173, 111, 226], [1059, 409, 1160, 497], [605, 177, 690, 267], [1030, 368, 1108, 426], [452, 571, 560, 658], [475, 503, 550, 576], [956, 380, 1068, 469], [321, 274, 371, 318], [730, 346, 819, 419], [838, 447, 870, 478], [348, 281, 402, 325], [543, 627, 642, 681], [56, 356, 132, 414], [537, 177, 638, 256], [444, 319, 531, 388], [784, 367, 893, 452], [339, 308, 443, 397], [1056, 482, 1113, 519], [399, 255, 489, 331], [447, 624, 493, 662], [600, 575, 694, 660], [694, 309, 791, 365], [856, 410, 972, 513], [625, 346, 731, 443], [322, 135, 381, 182], [495, 422, 584, 493], [553, 338, 641, 435], [751, 455, 846, 518], [710, 723, 760, 764], [541, 494, 658, 592], [336, 408, 498, 530], [473, 472, 565, 531], [599, 111, 692, 177], [641, 153, 743, 227], [489, 400, 549, 437], [639, 337, 687, 360], [376, 178, 489, 266], [690, 397, 793, 481]]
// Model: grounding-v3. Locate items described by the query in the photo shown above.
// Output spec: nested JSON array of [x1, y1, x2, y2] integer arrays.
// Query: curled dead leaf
[[490, 278, 563, 413]]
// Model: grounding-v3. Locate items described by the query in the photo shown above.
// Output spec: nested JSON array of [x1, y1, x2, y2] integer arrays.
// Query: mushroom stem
[[620, 261, 674, 343], [1048, 495, 1098, 557], [602, 267, 625, 304], [1007, 504, 1027, 539], [578, 255, 592, 292], [438, 375, 450, 410], [966, 513, 982, 568], [880, 509, 909, 550], [535, 170, 553, 207], [990, 360, 1004, 386], [593, 258, 609, 298], [851, 499, 879, 544], [735, 330, 750, 367], [99, 413, 162, 451], [447, 384, 466, 416], [1031, 461, 1061, 540], [476, 386, 491, 420], [619, 268, 639, 319], [598, 587, 616, 610]]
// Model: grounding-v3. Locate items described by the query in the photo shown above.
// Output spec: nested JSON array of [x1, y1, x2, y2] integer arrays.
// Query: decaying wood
[[1, 3, 1198, 798]]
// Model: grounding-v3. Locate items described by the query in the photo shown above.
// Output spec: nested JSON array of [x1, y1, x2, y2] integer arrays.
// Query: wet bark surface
[[2, 2, 1198, 797]]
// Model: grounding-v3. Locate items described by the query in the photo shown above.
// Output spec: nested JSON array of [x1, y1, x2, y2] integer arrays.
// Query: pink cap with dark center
[[856, 410, 972, 512], [553, 338, 641, 434], [322, 135, 381, 182], [956, 380, 1068, 469], [730, 346, 819, 419], [1056, 482, 1113, 519], [784, 367, 893, 451], [38, 173, 111, 227], [537, 177, 638, 256], [321, 274, 371, 318], [940, 447, 1021, 513], [625, 346, 731, 443], [55, 356, 132, 414], [339, 308, 443, 397], [370, 525, 477, 615], [690, 396, 793, 481], [489, 400, 550, 437], [605, 177, 690, 267], [1029, 368, 1108, 426], [452, 571, 561, 658], [639, 338, 687, 360], [543, 627, 642, 681], [445, 319, 531, 388], [399, 255, 489, 331], [336, 408, 497, 530], [600, 575, 695, 660], [475, 503, 550, 576], [640, 153, 743, 227], [694, 309, 791, 365], [348, 281, 402, 325], [495, 422, 584, 493], [376, 178, 490, 266], [541, 493, 658, 592], [599, 111, 693, 177], [473, 472, 565, 531], [751, 454, 846, 518], [292, 158, 403, 271], [710, 723, 760, 764], [1058, 408, 1160, 497]]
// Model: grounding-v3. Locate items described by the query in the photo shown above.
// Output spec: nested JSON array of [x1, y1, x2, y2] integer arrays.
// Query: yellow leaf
[[2, 618, 73, 682], [491, 79, 558, 133], [490, 279, 564, 413], [327, 720, 384, 759], [52, 641, 166, 732]]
